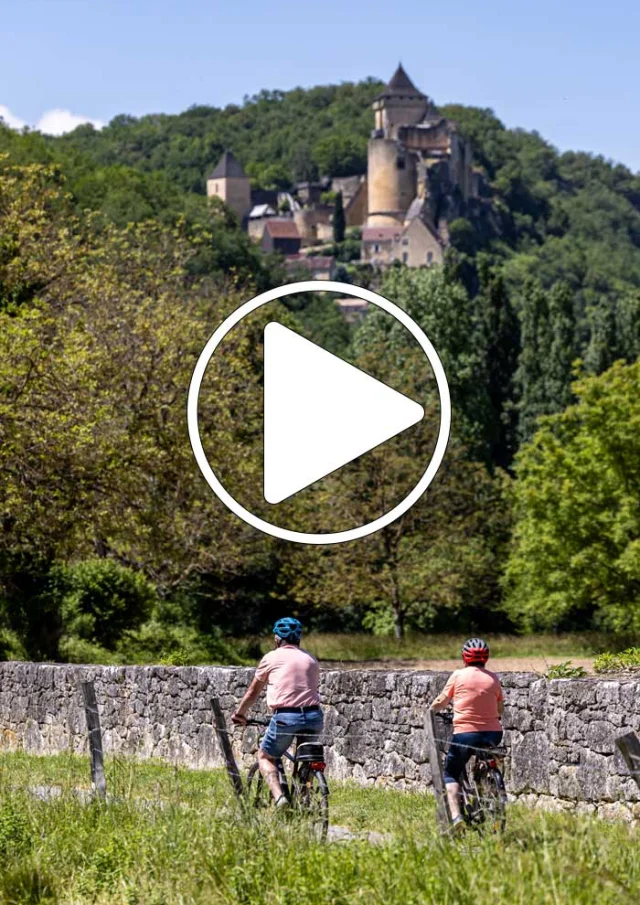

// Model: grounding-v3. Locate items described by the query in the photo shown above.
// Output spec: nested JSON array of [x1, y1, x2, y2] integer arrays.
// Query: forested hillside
[[1, 78, 640, 660], [3, 77, 639, 306]]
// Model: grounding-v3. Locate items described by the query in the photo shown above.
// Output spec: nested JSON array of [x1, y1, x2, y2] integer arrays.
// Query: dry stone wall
[[0, 662, 638, 821]]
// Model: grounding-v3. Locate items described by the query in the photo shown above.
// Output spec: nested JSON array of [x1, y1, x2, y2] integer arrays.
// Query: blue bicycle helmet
[[273, 617, 303, 643]]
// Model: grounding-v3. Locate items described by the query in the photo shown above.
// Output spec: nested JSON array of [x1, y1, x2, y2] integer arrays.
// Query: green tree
[[312, 133, 366, 177], [359, 266, 491, 453], [474, 260, 520, 468], [504, 360, 640, 634], [0, 162, 272, 660], [333, 191, 345, 243], [515, 280, 577, 442]]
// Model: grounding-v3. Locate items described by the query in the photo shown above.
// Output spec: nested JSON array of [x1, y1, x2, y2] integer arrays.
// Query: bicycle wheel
[[476, 768, 507, 833], [461, 778, 483, 828], [293, 767, 329, 841], [246, 762, 281, 811]]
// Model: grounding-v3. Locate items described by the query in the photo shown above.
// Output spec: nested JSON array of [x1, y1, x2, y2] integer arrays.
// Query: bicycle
[[436, 712, 508, 833], [243, 717, 329, 841]]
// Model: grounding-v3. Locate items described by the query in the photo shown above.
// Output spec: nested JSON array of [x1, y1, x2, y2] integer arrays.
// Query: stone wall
[[0, 662, 638, 821]]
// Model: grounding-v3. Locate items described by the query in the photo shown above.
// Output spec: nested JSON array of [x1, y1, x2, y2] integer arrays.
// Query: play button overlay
[[264, 323, 424, 504], [187, 280, 451, 545]]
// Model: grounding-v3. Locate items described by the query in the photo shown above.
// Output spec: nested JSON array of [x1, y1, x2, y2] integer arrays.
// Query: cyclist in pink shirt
[[232, 618, 322, 809], [430, 638, 504, 830]]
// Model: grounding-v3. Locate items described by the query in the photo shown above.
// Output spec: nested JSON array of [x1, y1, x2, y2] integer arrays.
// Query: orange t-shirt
[[254, 644, 320, 709], [441, 666, 503, 733]]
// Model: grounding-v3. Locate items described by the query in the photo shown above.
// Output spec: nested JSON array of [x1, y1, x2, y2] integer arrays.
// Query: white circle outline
[[187, 280, 451, 545]]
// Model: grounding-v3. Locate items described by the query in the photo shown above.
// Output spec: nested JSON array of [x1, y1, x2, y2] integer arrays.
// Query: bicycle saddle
[[295, 742, 325, 762], [475, 746, 508, 759]]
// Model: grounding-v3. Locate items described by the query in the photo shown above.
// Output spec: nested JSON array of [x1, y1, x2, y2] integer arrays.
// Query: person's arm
[[231, 675, 267, 724], [430, 673, 455, 712]]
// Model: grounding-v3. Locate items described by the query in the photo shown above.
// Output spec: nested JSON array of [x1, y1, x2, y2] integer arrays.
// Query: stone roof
[[362, 226, 403, 242], [209, 150, 246, 179], [404, 196, 425, 223], [375, 64, 425, 101], [249, 204, 276, 219], [264, 219, 300, 239]]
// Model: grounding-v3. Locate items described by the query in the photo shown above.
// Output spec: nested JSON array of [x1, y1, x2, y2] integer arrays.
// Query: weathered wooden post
[[615, 730, 640, 792], [80, 680, 107, 800], [211, 697, 244, 798], [424, 708, 451, 834]]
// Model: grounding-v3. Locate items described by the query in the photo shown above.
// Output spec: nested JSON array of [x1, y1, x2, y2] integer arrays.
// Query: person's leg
[[259, 715, 295, 802], [446, 781, 462, 820], [444, 733, 474, 822]]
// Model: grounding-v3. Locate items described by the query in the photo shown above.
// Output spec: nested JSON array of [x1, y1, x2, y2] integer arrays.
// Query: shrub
[[58, 559, 157, 650], [544, 661, 588, 679], [0, 627, 27, 661], [593, 647, 640, 673]]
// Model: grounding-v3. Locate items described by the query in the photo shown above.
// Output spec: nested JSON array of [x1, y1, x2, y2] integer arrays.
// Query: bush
[[544, 661, 588, 679], [58, 559, 156, 650], [115, 620, 247, 666], [593, 647, 640, 673], [0, 627, 27, 661]]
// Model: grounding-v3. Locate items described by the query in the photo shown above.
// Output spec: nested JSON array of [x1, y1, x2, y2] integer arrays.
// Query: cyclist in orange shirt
[[430, 638, 504, 830]]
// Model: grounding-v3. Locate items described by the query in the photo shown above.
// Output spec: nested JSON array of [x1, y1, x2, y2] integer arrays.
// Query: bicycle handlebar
[[434, 711, 454, 724]]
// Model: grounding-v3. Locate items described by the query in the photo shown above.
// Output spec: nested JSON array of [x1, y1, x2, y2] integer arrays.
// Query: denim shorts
[[444, 730, 503, 784], [260, 709, 324, 759]]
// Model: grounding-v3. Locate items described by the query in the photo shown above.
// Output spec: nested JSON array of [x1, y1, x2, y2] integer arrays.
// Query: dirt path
[[320, 656, 594, 674]]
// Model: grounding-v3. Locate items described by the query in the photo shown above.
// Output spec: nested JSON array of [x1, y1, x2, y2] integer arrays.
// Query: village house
[[205, 64, 477, 269], [260, 219, 301, 255]]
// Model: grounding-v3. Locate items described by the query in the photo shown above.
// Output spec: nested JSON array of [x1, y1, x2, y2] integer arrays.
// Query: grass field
[[257, 632, 618, 667], [0, 753, 637, 905]]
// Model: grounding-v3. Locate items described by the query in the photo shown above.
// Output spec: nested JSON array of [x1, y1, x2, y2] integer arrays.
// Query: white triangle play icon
[[263, 323, 424, 504]]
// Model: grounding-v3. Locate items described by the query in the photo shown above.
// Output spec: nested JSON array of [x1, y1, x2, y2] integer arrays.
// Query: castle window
[[215, 183, 219, 193], [402, 238, 408, 246], [427, 251, 433, 264], [402, 252, 408, 264], [397, 157, 405, 170], [374, 244, 380, 253]]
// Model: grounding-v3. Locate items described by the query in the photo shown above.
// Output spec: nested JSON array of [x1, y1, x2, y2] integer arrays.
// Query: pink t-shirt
[[441, 666, 503, 734], [254, 644, 320, 709]]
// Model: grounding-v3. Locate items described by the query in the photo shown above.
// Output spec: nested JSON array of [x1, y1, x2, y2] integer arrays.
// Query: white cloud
[[0, 105, 26, 130], [36, 108, 105, 136]]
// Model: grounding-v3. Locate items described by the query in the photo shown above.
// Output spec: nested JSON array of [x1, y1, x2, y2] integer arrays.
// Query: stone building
[[390, 217, 444, 268], [361, 224, 403, 266], [260, 219, 301, 255], [206, 65, 474, 269], [206, 150, 251, 222], [366, 64, 475, 263]]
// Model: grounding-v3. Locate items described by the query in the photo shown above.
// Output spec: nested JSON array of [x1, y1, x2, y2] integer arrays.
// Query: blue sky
[[2, 0, 638, 171]]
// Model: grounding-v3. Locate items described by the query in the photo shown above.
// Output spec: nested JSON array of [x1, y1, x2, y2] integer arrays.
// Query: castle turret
[[206, 150, 251, 222], [372, 64, 431, 140], [367, 139, 417, 227], [368, 65, 425, 226]]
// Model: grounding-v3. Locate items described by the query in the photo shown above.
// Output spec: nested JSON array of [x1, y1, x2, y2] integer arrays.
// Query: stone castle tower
[[367, 65, 475, 230], [206, 150, 251, 222]]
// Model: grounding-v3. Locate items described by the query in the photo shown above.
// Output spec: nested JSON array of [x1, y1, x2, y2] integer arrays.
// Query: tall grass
[[268, 632, 616, 663], [0, 753, 637, 904]]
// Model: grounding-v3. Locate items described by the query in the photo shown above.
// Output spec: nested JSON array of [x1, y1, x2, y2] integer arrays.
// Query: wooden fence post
[[425, 708, 451, 834], [615, 730, 640, 792], [211, 697, 244, 799], [80, 680, 106, 800]]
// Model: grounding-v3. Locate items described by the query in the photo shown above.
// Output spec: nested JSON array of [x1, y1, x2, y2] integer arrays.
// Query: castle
[[206, 65, 477, 270]]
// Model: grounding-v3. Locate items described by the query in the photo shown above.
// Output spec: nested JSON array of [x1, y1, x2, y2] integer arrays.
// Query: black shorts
[[444, 730, 503, 783]]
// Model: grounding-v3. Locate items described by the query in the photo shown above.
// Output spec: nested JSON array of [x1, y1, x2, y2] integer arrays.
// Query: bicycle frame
[[244, 718, 327, 804]]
